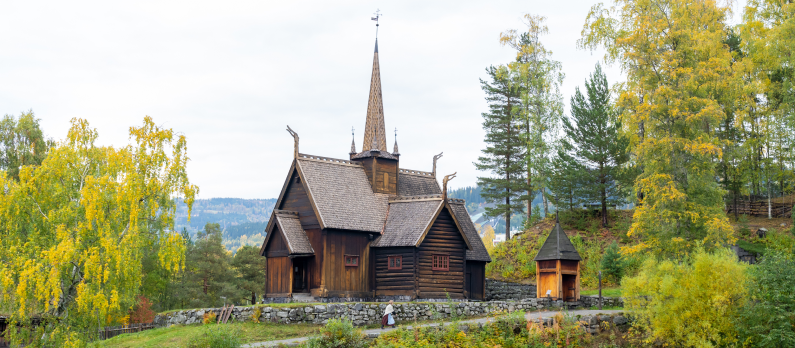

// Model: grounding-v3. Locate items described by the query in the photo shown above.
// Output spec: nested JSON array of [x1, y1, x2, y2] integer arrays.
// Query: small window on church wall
[[432, 255, 449, 271], [383, 173, 389, 190], [345, 255, 359, 267], [388, 255, 402, 270]]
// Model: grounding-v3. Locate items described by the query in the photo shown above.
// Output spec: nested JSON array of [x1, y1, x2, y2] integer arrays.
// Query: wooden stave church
[[258, 39, 491, 301]]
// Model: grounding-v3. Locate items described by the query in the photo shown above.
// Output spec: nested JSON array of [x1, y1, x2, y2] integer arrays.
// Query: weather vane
[[371, 9, 382, 37]]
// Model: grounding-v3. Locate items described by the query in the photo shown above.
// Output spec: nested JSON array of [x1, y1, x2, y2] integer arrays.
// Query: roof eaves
[[444, 200, 473, 251], [413, 200, 446, 247], [295, 159, 326, 230]]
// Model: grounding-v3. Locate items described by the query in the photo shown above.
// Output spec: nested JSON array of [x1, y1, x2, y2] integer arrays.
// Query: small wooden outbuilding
[[534, 215, 582, 301]]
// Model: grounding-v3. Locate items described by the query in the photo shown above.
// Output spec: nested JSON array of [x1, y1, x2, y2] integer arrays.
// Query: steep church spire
[[362, 39, 387, 152]]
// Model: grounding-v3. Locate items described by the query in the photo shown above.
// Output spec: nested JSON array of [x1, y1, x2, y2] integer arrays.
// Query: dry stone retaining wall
[[485, 279, 537, 301], [153, 296, 623, 327]]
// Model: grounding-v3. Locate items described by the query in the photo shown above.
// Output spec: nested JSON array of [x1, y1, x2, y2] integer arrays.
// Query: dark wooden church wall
[[374, 247, 415, 296], [281, 170, 321, 230], [465, 261, 486, 300], [373, 158, 398, 194], [323, 229, 371, 296], [306, 228, 323, 289], [265, 226, 291, 295], [417, 208, 466, 299]]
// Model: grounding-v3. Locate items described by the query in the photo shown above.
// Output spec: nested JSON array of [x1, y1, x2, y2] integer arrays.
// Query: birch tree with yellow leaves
[[580, 0, 739, 256], [0, 117, 198, 347]]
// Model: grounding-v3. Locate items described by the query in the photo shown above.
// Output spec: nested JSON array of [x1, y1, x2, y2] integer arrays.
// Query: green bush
[[600, 242, 624, 283], [737, 250, 795, 347], [307, 319, 367, 348], [186, 326, 242, 348], [622, 247, 748, 347]]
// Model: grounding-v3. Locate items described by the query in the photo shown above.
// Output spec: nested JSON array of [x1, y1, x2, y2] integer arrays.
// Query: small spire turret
[[350, 127, 356, 155], [392, 127, 399, 155]]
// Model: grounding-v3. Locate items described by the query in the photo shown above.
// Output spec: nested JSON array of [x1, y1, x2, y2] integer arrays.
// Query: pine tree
[[232, 245, 267, 305], [188, 223, 242, 306], [562, 64, 629, 227], [500, 15, 565, 220], [547, 149, 582, 212], [475, 65, 526, 240]]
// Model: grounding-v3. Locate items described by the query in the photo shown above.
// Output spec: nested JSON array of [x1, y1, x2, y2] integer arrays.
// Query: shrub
[[622, 247, 748, 347], [251, 307, 262, 323], [186, 326, 241, 348], [307, 319, 367, 348], [202, 311, 217, 325], [600, 242, 624, 283], [128, 295, 155, 324], [737, 250, 795, 347]]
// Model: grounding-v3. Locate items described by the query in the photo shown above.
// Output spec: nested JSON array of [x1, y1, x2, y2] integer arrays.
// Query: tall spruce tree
[[547, 148, 583, 212], [562, 64, 628, 227], [475, 65, 526, 240]]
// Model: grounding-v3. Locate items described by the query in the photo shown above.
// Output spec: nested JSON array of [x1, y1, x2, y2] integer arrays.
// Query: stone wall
[[485, 279, 537, 301], [153, 296, 623, 327]]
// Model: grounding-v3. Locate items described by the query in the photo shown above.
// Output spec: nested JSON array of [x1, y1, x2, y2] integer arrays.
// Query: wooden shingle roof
[[449, 200, 491, 262], [296, 155, 388, 233], [371, 197, 443, 247], [534, 220, 582, 261], [273, 210, 314, 255], [398, 169, 441, 196]]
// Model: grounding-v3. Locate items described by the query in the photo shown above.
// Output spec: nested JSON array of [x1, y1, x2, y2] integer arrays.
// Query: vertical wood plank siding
[[374, 247, 415, 295], [323, 229, 371, 295], [417, 208, 466, 299], [281, 171, 321, 229], [266, 257, 291, 294]]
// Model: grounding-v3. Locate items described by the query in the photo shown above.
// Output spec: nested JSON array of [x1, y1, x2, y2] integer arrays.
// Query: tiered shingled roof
[[371, 197, 443, 247], [296, 154, 389, 233], [273, 210, 314, 255], [449, 200, 491, 262], [397, 169, 441, 196]]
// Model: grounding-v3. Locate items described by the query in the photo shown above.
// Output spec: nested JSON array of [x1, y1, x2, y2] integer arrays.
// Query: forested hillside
[[174, 198, 276, 251]]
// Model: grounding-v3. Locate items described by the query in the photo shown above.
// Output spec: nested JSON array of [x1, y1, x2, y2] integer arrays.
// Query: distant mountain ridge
[[174, 198, 277, 251]]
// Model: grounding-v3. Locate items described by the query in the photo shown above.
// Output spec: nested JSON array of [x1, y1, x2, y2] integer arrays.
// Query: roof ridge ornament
[[393, 127, 399, 155], [432, 152, 443, 177], [442, 172, 456, 201], [350, 126, 356, 155], [286, 125, 299, 159]]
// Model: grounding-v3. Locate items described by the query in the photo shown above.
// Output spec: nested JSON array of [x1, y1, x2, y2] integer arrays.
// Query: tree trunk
[[251, 292, 256, 305], [542, 187, 549, 217], [601, 179, 608, 227], [506, 195, 511, 240]]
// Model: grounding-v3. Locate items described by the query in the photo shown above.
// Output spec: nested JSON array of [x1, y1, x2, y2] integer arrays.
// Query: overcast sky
[[0, 1, 745, 199]]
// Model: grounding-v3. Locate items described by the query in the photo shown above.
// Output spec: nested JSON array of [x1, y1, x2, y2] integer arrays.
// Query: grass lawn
[[99, 321, 321, 348], [581, 287, 622, 297]]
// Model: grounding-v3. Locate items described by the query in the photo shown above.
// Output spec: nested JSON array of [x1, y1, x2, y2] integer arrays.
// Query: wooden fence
[[726, 200, 793, 218], [97, 322, 161, 341]]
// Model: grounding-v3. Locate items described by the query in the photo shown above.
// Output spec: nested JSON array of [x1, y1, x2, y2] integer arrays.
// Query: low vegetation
[[99, 321, 321, 348]]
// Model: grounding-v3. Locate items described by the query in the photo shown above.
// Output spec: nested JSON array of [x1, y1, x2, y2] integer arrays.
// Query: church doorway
[[292, 259, 309, 293]]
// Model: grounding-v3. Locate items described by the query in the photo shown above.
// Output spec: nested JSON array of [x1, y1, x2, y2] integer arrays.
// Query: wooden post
[[598, 271, 602, 310]]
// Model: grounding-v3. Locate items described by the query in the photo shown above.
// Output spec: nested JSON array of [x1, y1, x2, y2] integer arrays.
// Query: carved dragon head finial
[[432, 152, 443, 177], [442, 172, 456, 200], [286, 125, 299, 158]]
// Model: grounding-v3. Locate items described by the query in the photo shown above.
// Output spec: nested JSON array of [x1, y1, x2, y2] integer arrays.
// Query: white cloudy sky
[[0, 1, 745, 199]]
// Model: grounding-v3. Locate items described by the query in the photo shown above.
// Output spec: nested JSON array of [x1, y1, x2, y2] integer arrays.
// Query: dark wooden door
[[465, 271, 472, 299], [293, 259, 306, 292]]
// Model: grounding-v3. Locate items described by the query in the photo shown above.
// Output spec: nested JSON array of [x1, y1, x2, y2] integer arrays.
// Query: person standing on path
[[381, 300, 395, 329]]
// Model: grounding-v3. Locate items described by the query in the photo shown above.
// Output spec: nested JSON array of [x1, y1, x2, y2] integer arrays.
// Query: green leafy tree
[[232, 245, 267, 305], [475, 65, 526, 240], [737, 250, 795, 347], [562, 64, 629, 227], [0, 111, 53, 180], [0, 117, 197, 347]]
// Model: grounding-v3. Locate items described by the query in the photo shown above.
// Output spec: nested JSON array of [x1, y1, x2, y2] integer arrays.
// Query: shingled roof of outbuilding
[[534, 220, 582, 261], [449, 200, 492, 262], [371, 197, 443, 247], [398, 169, 441, 196], [296, 154, 388, 233], [273, 210, 314, 255]]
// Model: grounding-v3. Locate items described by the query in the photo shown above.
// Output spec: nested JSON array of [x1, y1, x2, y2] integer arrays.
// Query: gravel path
[[242, 309, 624, 348]]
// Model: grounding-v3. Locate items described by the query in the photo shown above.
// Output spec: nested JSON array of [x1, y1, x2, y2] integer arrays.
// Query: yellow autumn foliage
[[622, 247, 748, 347], [580, 0, 738, 256], [0, 117, 197, 347]]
